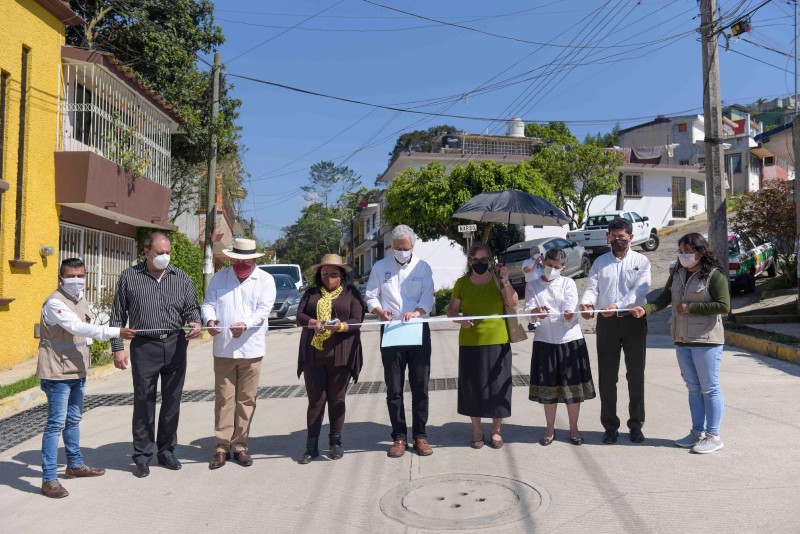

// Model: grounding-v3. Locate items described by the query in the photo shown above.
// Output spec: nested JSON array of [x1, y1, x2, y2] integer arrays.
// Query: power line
[[362, 0, 705, 51], [227, 0, 345, 64]]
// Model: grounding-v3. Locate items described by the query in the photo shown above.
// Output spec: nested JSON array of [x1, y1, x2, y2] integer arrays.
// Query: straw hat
[[222, 238, 264, 260], [310, 253, 352, 273]]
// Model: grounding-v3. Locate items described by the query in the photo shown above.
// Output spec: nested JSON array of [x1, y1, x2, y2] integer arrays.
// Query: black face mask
[[610, 238, 630, 254], [471, 261, 490, 275]]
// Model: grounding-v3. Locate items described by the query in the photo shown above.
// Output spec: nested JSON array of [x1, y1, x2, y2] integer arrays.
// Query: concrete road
[[1, 323, 799, 533]]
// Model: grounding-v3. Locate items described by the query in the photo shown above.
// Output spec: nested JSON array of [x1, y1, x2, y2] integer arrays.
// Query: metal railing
[[58, 63, 173, 187]]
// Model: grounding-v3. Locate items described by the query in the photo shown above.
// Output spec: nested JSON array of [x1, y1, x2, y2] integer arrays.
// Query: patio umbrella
[[452, 190, 569, 227]]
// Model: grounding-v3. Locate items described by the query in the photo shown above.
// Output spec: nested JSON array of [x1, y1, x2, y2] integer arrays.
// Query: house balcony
[[55, 47, 181, 230]]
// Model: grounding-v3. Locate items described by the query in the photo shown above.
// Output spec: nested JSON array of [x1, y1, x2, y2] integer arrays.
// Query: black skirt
[[529, 339, 596, 404], [457, 344, 512, 418]]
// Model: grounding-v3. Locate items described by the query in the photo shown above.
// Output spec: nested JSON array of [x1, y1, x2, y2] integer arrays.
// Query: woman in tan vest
[[631, 233, 730, 454]]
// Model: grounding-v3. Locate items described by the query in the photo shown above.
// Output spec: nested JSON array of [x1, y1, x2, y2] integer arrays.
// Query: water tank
[[506, 118, 525, 138], [441, 134, 462, 149]]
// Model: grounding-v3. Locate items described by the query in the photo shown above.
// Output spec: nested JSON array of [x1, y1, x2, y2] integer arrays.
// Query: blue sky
[[199, 0, 798, 243]]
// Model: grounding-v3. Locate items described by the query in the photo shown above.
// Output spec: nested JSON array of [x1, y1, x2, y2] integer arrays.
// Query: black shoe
[[629, 429, 645, 443], [132, 463, 150, 478], [299, 437, 319, 465], [329, 433, 344, 460], [602, 430, 619, 444], [157, 451, 182, 470]]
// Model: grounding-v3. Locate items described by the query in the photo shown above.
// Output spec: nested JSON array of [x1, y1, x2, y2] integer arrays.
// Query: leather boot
[[329, 433, 344, 460], [298, 437, 319, 465]]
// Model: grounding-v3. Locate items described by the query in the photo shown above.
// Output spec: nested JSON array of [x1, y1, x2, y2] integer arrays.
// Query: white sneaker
[[691, 434, 724, 454], [675, 429, 704, 449]]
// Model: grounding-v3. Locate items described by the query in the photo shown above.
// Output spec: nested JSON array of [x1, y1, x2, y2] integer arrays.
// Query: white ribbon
[[133, 307, 640, 332]]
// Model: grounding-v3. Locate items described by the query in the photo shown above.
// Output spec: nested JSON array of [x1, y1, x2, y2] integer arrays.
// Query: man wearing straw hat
[[202, 238, 276, 469]]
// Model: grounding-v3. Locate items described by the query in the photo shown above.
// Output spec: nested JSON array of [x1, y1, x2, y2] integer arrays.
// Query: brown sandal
[[470, 434, 485, 449]]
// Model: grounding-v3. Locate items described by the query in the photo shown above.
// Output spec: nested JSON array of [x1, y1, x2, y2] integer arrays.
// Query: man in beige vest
[[37, 258, 136, 498]]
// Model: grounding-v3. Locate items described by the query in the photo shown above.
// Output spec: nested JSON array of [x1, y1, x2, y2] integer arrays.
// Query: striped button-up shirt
[[110, 263, 201, 352]]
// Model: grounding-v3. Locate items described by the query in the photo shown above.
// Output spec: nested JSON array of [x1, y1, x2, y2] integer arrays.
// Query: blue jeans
[[40, 378, 85, 482], [675, 345, 724, 436]]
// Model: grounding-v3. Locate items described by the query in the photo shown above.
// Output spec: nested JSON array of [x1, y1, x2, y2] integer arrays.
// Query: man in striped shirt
[[110, 232, 202, 478]]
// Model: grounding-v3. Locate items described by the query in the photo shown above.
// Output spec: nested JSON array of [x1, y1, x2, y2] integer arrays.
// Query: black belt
[[615, 311, 632, 318], [138, 330, 183, 340]]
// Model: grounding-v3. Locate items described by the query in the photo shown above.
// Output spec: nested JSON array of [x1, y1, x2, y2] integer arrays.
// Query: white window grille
[[58, 62, 174, 187], [59, 223, 137, 307]]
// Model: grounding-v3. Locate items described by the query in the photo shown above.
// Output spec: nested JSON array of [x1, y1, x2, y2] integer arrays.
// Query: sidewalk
[[1, 324, 799, 533]]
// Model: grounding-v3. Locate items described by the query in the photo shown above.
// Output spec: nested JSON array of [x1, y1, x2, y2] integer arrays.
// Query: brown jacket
[[37, 288, 94, 380], [297, 287, 365, 381]]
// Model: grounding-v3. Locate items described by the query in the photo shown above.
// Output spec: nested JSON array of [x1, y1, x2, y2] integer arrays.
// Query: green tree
[[730, 181, 797, 283], [583, 123, 621, 148], [273, 203, 342, 275], [383, 160, 553, 247], [389, 125, 458, 163], [336, 186, 382, 223], [65, 0, 244, 218], [529, 144, 622, 230], [524, 121, 578, 146], [301, 161, 361, 208]]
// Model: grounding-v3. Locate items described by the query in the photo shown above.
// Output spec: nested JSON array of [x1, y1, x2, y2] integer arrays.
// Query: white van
[[258, 264, 304, 290]]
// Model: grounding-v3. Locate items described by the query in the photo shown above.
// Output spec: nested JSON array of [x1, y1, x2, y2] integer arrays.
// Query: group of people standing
[[35, 219, 730, 499]]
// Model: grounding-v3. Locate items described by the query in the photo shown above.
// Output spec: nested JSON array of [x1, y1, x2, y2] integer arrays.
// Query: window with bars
[[624, 174, 642, 197]]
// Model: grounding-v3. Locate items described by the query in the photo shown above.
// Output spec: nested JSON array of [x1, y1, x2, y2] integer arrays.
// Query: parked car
[[728, 234, 777, 293], [257, 263, 304, 290], [501, 237, 591, 296], [566, 210, 659, 258], [262, 273, 301, 325]]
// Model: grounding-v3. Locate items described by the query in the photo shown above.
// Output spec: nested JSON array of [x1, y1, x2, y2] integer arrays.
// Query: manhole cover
[[380, 474, 548, 530]]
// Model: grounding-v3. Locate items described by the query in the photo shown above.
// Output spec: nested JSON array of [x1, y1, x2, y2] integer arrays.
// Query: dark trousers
[[596, 314, 647, 432], [303, 357, 351, 438], [130, 333, 188, 464], [380, 323, 431, 441]]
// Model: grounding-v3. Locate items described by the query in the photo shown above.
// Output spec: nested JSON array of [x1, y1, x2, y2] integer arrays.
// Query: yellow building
[[0, 0, 83, 368]]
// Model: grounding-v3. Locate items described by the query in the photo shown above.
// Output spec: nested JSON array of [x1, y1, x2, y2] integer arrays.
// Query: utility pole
[[204, 52, 221, 293], [700, 0, 729, 272], [792, 116, 800, 312]]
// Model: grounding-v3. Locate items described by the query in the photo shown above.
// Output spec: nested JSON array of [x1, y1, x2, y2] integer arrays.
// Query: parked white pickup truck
[[566, 211, 660, 258]]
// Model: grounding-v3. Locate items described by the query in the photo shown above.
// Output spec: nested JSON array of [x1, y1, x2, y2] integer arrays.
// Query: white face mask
[[61, 277, 85, 299], [531, 252, 541, 260], [394, 249, 412, 263], [543, 265, 562, 281], [678, 252, 699, 269], [151, 253, 171, 270]]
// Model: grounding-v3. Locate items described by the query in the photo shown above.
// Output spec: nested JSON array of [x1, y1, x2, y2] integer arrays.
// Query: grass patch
[[725, 322, 800, 346], [0, 375, 40, 399]]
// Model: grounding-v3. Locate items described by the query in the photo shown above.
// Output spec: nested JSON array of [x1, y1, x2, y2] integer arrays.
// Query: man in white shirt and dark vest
[[201, 238, 276, 469], [579, 218, 651, 444], [37, 258, 136, 498], [365, 225, 436, 458]]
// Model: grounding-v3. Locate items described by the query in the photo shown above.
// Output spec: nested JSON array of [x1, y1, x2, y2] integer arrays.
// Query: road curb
[[725, 330, 800, 365], [0, 363, 123, 420]]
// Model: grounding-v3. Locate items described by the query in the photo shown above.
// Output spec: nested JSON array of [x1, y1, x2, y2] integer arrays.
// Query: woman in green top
[[631, 233, 730, 454], [447, 242, 518, 449]]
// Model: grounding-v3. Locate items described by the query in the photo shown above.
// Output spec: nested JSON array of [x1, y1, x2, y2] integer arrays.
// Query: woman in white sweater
[[526, 248, 596, 446]]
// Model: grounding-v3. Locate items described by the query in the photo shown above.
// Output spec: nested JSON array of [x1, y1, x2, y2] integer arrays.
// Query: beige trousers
[[214, 356, 263, 453]]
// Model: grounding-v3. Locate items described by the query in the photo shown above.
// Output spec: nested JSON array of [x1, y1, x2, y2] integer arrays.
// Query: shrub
[[434, 287, 452, 316], [90, 340, 114, 367]]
